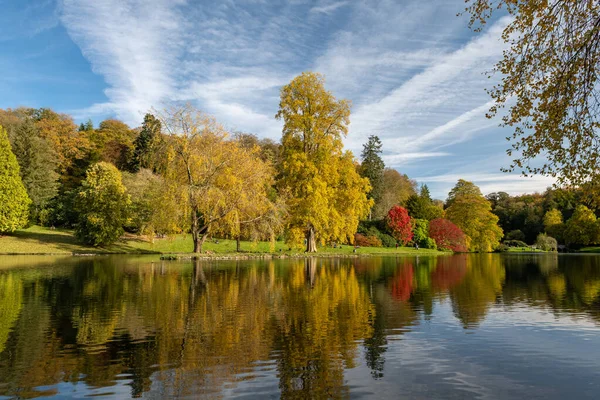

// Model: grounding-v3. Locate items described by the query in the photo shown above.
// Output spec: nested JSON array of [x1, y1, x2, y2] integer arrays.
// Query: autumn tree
[[386, 206, 413, 246], [75, 162, 131, 246], [373, 169, 416, 219], [122, 169, 187, 239], [91, 119, 136, 169], [564, 205, 600, 246], [276, 72, 372, 252], [31, 108, 92, 175], [159, 105, 275, 253], [10, 118, 59, 220], [360, 135, 385, 219], [0, 126, 31, 232], [446, 180, 503, 252], [465, 1, 600, 188], [543, 209, 565, 243], [428, 218, 468, 252]]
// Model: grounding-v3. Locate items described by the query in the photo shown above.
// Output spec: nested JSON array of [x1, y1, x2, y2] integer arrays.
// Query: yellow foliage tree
[[159, 105, 275, 253], [276, 72, 372, 252], [446, 179, 503, 252]]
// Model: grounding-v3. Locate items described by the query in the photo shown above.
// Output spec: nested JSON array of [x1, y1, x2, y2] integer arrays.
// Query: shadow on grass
[[5, 229, 160, 254]]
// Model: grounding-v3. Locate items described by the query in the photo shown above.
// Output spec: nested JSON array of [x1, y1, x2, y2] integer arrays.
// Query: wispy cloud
[[60, 0, 187, 123], [54, 0, 551, 197], [310, 1, 348, 15], [415, 173, 555, 198]]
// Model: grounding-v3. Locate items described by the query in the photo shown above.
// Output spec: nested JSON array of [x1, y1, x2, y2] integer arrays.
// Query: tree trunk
[[236, 236, 241, 252], [197, 231, 209, 253], [191, 208, 201, 253], [306, 227, 317, 253]]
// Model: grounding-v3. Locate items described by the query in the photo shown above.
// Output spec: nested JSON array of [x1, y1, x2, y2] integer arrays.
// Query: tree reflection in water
[[0, 254, 599, 398]]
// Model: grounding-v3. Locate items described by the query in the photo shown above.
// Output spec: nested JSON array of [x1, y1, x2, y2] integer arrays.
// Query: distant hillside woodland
[[1, 73, 599, 253]]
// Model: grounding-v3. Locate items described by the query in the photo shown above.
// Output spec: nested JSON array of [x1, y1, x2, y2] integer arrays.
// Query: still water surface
[[1, 254, 600, 399]]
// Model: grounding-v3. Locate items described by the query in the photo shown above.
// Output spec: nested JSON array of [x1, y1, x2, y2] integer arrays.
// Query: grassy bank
[[578, 247, 600, 253], [0, 225, 445, 256]]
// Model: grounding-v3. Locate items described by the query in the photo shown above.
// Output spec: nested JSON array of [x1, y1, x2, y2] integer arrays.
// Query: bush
[[536, 233, 558, 251], [379, 233, 397, 248], [503, 239, 528, 248], [354, 233, 382, 247], [429, 218, 468, 252], [422, 237, 437, 250], [357, 219, 386, 235]]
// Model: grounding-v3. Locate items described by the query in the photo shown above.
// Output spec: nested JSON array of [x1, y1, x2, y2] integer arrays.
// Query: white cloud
[[416, 172, 555, 198], [310, 1, 348, 15], [55, 0, 553, 197], [60, 0, 187, 125]]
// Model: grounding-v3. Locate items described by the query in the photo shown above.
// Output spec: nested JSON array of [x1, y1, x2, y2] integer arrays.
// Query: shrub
[[505, 229, 526, 241], [354, 233, 382, 247], [536, 233, 558, 252], [412, 218, 429, 246], [429, 218, 468, 252], [503, 239, 528, 248], [386, 206, 413, 245], [379, 233, 397, 248], [423, 237, 437, 250]]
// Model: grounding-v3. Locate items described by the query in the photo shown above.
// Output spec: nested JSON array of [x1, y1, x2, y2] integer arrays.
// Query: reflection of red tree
[[432, 257, 467, 291], [390, 263, 414, 301]]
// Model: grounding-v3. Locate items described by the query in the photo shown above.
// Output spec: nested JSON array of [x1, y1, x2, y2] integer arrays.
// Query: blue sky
[[0, 0, 555, 199]]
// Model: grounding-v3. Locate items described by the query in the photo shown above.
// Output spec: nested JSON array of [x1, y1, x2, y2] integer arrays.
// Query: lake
[[0, 254, 599, 399]]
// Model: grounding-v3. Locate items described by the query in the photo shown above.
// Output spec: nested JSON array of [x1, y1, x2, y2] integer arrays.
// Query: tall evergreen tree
[[11, 119, 59, 219], [0, 126, 31, 232], [360, 135, 385, 218], [130, 113, 162, 172]]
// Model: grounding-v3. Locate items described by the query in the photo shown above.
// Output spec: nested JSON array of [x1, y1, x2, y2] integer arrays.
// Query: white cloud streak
[[56, 0, 550, 197], [310, 1, 348, 15]]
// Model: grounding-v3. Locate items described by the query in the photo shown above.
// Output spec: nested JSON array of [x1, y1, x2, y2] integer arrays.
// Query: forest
[[1, 72, 599, 253]]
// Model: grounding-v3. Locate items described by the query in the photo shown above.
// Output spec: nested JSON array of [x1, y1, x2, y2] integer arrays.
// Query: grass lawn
[[503, 246, 547, 253], [0, 225, 445, 256], [578, 247, 600, 253]]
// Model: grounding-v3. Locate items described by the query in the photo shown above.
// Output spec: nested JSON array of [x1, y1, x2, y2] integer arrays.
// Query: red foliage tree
[[429, 218, 467, 252], [386, 205, 413, 245]]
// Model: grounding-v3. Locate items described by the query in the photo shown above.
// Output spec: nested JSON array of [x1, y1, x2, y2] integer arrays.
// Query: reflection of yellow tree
[[450, 254, 505, 328], [0, 273, 23, 353], [273, 258, 374, 399]]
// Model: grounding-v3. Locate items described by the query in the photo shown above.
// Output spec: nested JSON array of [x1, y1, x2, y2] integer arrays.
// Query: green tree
[[276, 72, 372, 252], [406, 185, 443, 221], [465, 1, 600, 187], [446, 180, 503, 252], [122, 168, 187, 238], [360, 135, 385, 219], [11, 119, 59, 220], [411, 218, 430, 247], [75, 162, 131, 246], [130, 113, 162, 172], [0, 126, 31, 232], [564, 205, 599, 246]]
